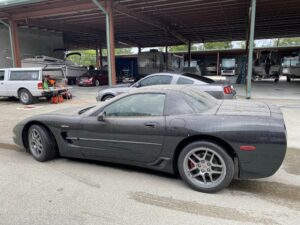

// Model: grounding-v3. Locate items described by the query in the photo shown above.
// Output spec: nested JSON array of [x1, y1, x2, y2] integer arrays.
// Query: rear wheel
[[178, 141, 234, 193], [28, 125, 58, 162], [102, 94, 114, 101], [19, 89, 35, 105]]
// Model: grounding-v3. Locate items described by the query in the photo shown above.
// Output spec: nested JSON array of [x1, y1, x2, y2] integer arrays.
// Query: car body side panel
[[159, 114, 286, 179]]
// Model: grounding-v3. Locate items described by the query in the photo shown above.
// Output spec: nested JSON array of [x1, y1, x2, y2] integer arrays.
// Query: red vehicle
[[77, 70, 108, 86]]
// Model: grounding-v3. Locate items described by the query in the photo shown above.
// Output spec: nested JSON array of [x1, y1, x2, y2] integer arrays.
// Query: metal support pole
[[96, 48, 100, 69], [216, 51, 220, 76], [8, 18, 21, 67], [92, 0, 116, 86], [0, 19, 16, 67], [99, 44, 103, 69], [188, 40, 191, 67], [138, 46, 141, 53], [107, 0, 116, 85], [165, 45, 168, 71], [246, 0, 256, 99]]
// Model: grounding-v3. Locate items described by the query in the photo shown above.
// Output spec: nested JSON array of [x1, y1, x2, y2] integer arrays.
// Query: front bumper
[[96, 95, 101, 101], [13, 123, 25, 147]]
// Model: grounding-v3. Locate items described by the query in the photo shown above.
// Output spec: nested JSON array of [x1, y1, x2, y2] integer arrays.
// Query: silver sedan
[[96, 73, 236, 101]]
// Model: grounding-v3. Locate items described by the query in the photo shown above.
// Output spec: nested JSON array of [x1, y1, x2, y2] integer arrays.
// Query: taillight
[[223, 86, 233, 94], [38, 82, 43, 89]]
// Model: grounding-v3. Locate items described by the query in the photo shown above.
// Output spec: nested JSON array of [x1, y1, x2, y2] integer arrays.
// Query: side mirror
[[97, 111, 106, 121]]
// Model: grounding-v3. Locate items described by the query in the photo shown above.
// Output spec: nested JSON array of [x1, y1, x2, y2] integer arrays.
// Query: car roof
[[131, 85, 205, 95], [146, 72, 214, 83]]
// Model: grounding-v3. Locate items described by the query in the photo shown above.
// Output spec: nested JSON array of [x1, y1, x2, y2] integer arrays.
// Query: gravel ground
[[0, 82, 299, 225]]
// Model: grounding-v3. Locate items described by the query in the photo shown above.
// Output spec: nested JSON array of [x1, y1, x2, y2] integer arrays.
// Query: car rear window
[[42, 69, 64, 79], [177, 77, 194, 84], [9, 71, 39, 80], [182, 73, 215, 83]]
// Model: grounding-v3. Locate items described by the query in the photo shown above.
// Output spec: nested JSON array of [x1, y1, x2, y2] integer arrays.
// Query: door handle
[[144, 122, 158, 128]]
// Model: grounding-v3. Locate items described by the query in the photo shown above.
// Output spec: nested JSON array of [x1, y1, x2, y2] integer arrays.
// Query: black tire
[[287, 76, 291, 82], [95, 80, 100, 86], [177, 141, 234, 193], [102, 94, 114, 101], [18, 89, 34, 105], [28, 125, 58, 162]]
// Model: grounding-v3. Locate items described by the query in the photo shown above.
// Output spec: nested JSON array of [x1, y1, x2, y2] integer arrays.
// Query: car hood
[[216, 100, 272, 117], [49, 104, 99, 116]]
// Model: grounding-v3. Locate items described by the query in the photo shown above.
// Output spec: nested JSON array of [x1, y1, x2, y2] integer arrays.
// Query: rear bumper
[[41, 89, 68, 97], [238, 106, 287, 179]]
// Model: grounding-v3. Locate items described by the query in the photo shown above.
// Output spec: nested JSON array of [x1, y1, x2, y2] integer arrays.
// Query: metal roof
[[0, 0, 300, 49]]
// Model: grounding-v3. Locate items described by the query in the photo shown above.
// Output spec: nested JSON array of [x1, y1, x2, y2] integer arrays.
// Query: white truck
[[220, 58, 237, 76], [281, 56, 300, 82], [0, 67, 68, 105]]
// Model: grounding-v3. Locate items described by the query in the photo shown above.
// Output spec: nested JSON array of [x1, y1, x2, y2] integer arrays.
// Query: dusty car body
[[14, 85, 286, 193], [96, 73, 236, 101]]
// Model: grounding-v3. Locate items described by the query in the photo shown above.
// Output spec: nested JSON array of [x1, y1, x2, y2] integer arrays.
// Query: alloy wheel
[[29, 129, 44, 157], [183, 147, 226, 189]]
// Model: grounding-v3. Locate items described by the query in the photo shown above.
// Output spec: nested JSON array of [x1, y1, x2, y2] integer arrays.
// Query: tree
[[67, 50, 96, 67], [115, 48, 133, 55], [277, 37, 300, 47], [203, 41, 233, 50]]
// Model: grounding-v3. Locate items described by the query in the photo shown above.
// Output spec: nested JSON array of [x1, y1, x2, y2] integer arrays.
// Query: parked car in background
[[206, 63, 217, 75], [77, 70, 108, 86], [0, 67, 68, 104], [281, 56, 300, 82], [96, 73, 236, 101], [13, 85, 287, 193]]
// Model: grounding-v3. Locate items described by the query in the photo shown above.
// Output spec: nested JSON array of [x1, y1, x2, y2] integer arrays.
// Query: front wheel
[[95, 80, 100, 86], [178, 141, 234, 193], [28, 125, 58, 162]]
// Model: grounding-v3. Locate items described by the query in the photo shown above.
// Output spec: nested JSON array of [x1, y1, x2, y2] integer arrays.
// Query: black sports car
[[13, 86, 287, 193]]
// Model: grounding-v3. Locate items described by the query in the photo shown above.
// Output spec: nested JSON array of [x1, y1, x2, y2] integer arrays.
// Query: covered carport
[[0, 0, 300, 98]]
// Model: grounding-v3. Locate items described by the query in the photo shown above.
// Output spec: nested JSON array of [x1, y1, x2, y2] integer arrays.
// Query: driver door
[[78, 93, 166, 163]]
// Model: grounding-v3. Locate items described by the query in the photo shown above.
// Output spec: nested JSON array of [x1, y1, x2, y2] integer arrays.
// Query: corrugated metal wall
[[0, 25, 64, 68]]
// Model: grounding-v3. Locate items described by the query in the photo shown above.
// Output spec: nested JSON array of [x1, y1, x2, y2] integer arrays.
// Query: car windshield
[[182, 73, 215, 84], [222, 59, 235, 68], [282, 58, 299, 67]]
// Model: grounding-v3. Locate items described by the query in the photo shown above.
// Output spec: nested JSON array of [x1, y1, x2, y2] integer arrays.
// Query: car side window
[[104, 94, 165, 117], [0, 71, 4, 81], [9, 71, 39, 81], [177, 77, 194, 84], [139, 75, 172, 87]]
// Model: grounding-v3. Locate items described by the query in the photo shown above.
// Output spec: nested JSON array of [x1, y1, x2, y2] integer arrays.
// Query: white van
[[0, 67, 68, 104]]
